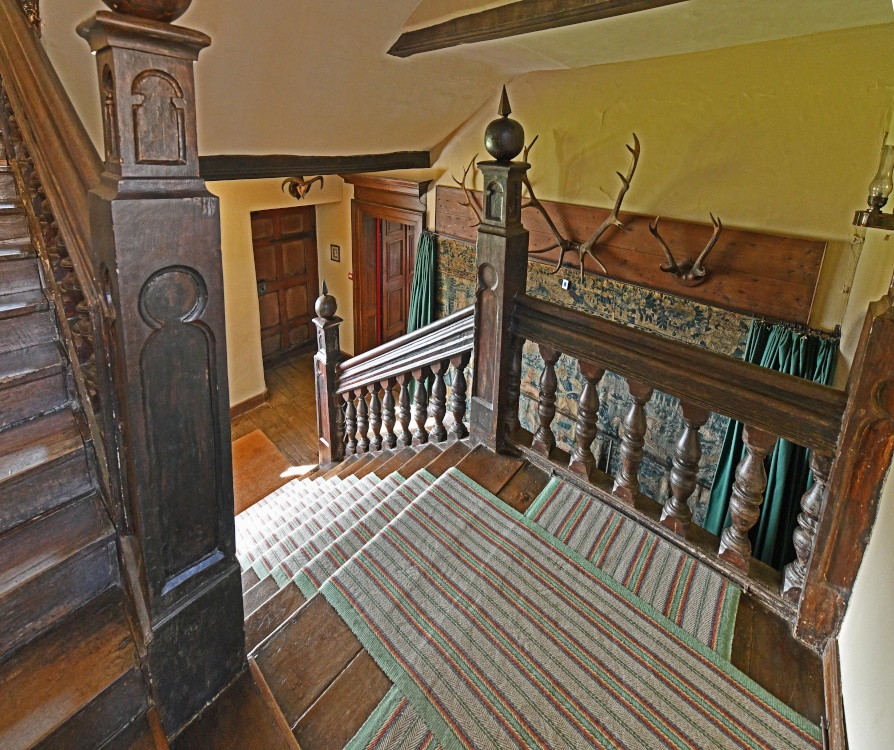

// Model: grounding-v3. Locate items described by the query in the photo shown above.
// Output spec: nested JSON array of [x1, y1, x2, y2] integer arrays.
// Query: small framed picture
[[330, 244, 341, 262]]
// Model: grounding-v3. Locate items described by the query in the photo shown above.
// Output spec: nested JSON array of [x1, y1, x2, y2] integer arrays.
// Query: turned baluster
[[380, 378, 397, 449], [569, 362, 605, 478], [448, 352, 471, 440], [531, 346, 561, 457], [336, 399, 346, 454], [719, 425, 778, 571], [355, 388, 370, 453], [395, 373, 413, 447], [367, 383, 383, 452], [343, 392, 358, 456], [611, 379, 654, 505], [412, 367, 431, 445], [782, 453, 832, 602], [429, 359, 450, 442], [505, 335, 524, 434], [660, 402, 710, 534]]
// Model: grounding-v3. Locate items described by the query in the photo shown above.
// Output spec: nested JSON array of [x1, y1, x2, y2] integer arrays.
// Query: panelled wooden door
[[251, 206, 319, 363], [380, 219, 417, 343]]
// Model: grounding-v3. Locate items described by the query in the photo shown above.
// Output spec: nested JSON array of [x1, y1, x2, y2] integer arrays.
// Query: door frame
[[346, 175, 430, 356]]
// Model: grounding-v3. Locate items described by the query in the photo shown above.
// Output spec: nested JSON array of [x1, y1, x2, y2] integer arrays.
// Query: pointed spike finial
[[322, 279, 328, 296], [315, 280, 337, 319], [498, 85, 511, 117]]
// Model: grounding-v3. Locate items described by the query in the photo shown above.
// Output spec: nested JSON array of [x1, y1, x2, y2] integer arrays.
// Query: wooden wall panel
[[435, 185, 826, 325]]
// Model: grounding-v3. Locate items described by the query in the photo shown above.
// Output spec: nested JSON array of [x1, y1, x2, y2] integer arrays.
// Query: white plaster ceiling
[[39, 0, 894, 157]]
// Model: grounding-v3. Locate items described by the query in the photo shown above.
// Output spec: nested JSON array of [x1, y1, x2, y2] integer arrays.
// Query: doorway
[[347, 175, 429, 355], [251, 205, 319, 365]]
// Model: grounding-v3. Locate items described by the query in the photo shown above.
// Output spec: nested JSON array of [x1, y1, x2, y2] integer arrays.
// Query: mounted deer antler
[[648, 213, 723, 287], [452, 155, 482, 227], [282, 175, 324, 201], [525, 134, 641, 280]]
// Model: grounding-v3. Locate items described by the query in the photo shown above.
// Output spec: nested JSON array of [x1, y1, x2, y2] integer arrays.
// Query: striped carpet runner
[[326, 468, 822, 750], [528, 478, 740, 656], [347, 687, 441, 750]]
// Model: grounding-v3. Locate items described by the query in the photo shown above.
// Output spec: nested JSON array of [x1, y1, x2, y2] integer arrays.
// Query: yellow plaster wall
[[431, 23, 894, 335], [315, 183, 357, 356], [207, 178, 345, 408]]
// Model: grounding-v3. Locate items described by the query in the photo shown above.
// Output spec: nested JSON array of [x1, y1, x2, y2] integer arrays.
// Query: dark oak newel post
[[78, 7, 242, 734], [470, 88, 529, 451], [313, 284, 343, 464]]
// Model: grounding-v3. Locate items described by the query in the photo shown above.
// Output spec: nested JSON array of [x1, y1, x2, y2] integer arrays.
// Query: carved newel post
[[469, 87, 530, 451], [78, 3, 243, 734], [314, 283, 344, 464]]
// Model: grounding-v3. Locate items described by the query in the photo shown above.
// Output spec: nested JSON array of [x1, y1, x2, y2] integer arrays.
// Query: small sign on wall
[[330, 244, 341, 262]]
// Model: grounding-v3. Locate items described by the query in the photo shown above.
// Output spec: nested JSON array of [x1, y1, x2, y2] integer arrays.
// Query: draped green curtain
[[407, 230, 437, 334], [704, 321, 837, 569]]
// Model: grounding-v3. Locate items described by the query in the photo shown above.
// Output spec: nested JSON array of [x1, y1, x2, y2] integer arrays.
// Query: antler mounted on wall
[[523, 134, 641, 280], [452, 155, 482, 228], [282, 175, 324, 201], [648, 213, 723, 287]]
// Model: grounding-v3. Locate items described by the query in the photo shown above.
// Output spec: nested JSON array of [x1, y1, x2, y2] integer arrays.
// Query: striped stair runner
[[527, 478, 740, 656], [243, 475, 381, 573], [346, 686, 441, 750], [324, 469, 821, 750]]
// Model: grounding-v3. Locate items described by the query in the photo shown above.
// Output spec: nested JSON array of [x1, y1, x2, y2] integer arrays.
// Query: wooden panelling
[[436, 185, 826, 324]]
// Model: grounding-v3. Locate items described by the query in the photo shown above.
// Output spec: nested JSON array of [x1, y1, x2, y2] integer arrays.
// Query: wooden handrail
[[0, 0, 103, 305], [511, 294, 847, 454], [337, 305, 474, 393]]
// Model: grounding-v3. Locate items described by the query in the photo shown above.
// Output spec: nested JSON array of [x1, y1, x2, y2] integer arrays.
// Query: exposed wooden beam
[[199, 151, 431, 182], [389, 0, 689, 58]]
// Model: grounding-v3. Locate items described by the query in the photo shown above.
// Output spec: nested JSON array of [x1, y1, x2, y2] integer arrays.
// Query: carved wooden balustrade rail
[[0, 0, 122, 522], [507, 293, 847, 618], [314, 300, 474, 463]]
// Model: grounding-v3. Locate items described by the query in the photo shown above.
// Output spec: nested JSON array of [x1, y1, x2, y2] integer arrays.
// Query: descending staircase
[[180, 440, 826, 750], [0, 161, 161, 749]]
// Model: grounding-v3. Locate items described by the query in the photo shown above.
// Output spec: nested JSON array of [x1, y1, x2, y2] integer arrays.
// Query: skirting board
[[231, 389, 269, 419]]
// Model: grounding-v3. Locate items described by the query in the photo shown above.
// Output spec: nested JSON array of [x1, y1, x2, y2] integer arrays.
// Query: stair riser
[[33, 668, 148, 750], [0, 176, 15, 203], [0, 257, 41, 294], [0, 309, 56, 354], [0, 541, 118, 657], [0, 450, 92, 535], [0, 212, 27, 243], [0, 370, 68, 430]]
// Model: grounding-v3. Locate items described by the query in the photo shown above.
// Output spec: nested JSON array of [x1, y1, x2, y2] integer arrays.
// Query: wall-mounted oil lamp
[[854, 140, 894, 232]]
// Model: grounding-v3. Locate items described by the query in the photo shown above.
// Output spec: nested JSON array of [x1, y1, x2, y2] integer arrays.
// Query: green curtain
[[704, 321, 837, 569], [407, 230, 436, 334]]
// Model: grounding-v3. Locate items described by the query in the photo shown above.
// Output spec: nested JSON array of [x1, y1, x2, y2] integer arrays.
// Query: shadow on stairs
[[176, 442, 825, 750]]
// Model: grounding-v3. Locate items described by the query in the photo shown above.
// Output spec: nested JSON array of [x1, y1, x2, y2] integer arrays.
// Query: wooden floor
[[231, 355, 319, 469]]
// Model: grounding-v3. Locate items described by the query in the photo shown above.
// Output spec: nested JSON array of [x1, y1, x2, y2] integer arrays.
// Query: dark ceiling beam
[[199, 151, 431, 182], [388, 0, 688, 57]]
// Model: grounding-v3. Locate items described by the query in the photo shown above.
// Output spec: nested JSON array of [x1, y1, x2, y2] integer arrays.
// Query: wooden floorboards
[[231, 356, 319, 469]]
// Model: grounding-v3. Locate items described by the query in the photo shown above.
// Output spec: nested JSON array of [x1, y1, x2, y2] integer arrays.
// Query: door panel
[[251, 206, 319, 364], [381, 221, 409, 343]]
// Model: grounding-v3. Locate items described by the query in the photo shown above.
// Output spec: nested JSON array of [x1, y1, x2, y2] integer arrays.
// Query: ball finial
[[315, 281, 338, 319], [484, 86, 525, 163], [100, 0, 193, 23]]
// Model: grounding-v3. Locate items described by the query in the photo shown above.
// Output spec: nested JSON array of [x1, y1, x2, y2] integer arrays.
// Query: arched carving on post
[[131, 70, 187, 165]]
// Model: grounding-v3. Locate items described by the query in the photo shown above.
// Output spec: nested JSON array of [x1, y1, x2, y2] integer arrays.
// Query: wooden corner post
[[796, 280, 894, 650], [314, 283, 344, 464], [469, 87, 529, 451], [78, 8, 244, 734]]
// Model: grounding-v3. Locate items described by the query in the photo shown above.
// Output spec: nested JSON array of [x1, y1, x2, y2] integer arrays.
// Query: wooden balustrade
[[315, 303, 475, 461], [506, 291, 851, 619]]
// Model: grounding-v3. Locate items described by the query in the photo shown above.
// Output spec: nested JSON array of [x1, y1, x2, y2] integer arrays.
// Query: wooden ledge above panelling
[[435, 185, 826, 325], [344, 174, 431, 213]]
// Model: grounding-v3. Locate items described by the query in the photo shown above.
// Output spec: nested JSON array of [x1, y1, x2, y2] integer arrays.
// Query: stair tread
[[0, 241, 35, 261], [0, 409, 84, 486], [0, 341, 63, 389], [0, 493, 112, 598], [0, 588, 139, 750], [0, 288, 48, 319]]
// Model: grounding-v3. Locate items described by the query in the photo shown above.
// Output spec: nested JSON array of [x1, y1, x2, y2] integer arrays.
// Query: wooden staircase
[[0, 162, 160, 749], [178, 441, 825, 750]]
